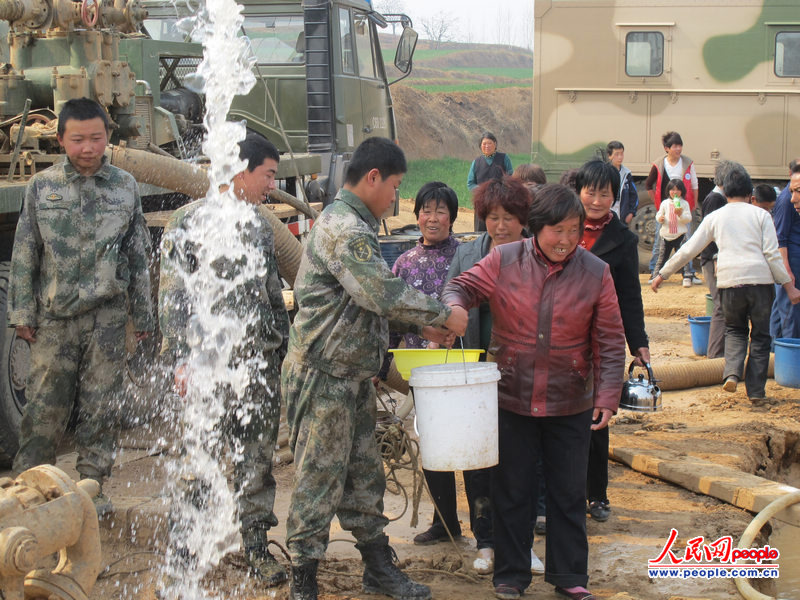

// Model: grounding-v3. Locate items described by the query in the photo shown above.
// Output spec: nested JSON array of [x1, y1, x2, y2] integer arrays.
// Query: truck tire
[[629, 194, 657, 274], [0, 262, 28, 467]]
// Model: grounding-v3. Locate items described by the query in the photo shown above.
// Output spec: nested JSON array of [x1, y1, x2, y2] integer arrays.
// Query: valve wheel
[[81, 0, 100, 27]]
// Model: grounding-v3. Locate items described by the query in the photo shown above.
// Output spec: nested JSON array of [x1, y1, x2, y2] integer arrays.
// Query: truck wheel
[[629, 193, 704, 275], [0, 262, 28, 467], [630, 195, 656, 274]]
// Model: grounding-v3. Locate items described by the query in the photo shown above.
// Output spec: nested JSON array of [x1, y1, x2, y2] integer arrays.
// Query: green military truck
[[0, 0, 417, 465], [531, 0, 800, 269]]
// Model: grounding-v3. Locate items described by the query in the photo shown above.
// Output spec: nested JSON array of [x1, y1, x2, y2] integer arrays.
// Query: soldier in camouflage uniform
[[282, 137, 468, 600], [159, 133, 290, 586], [8, 98, 154, 515]]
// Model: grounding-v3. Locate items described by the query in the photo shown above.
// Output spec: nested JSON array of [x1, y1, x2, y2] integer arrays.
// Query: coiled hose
[[734, 490, 800, 600]]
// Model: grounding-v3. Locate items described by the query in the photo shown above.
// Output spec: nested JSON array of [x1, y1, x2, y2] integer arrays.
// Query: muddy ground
[[12, 201, 799, 600]]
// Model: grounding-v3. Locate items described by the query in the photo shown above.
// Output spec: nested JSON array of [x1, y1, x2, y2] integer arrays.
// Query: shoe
[[246, 547, 288, 587], [534, 516, 546, 536], [555, 586, 596, 600], [357, 534, 431, 599], [692, 276, 703, 285], [93, 491, 113, 517], [494, 584, 522, 600], [682, 278, 692, 288], [749, 397, 767, 406], [473, 547, 494, 574], [290, 560, 318, 600], [723, 376, 738, 393], [412, 524, 451, 545], [588, 500, 610, 522], [530, 548, 544, 575]]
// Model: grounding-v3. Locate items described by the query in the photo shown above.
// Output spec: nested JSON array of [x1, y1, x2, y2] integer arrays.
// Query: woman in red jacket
[[442, 184, 626, 600]]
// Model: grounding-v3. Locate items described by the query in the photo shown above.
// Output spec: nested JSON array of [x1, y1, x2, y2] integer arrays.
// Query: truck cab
[[140, 0, 417, 202]]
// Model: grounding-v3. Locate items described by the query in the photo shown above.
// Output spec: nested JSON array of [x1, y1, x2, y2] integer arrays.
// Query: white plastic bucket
[[409, 362, 501, 471]]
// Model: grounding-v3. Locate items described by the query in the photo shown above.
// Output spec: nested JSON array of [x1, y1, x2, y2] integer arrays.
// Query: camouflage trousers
[[13, 295, 127, 480], [281, 359, 388, 565], [174, 362, 282, 549]]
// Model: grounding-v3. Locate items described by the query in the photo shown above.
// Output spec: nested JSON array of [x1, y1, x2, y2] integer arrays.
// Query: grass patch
[[448, 67, 531, 79], [381, 48, 463, 63], [400, 154, 531, 209], [409, 82, 530, 93]]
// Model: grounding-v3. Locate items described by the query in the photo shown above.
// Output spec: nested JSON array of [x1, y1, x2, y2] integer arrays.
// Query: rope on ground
[[375, 389, 475, 579], [375, 395, 424, 525], [406, 567, 484, 584], [266, 539, 292, 564], [97, 550, 162, 579]]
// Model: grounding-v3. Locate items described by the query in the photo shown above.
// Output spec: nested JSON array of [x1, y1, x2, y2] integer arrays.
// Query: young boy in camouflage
[[8, 97, 154, 514], [281, 137, 468, 600], [158, 133, 290, 586]]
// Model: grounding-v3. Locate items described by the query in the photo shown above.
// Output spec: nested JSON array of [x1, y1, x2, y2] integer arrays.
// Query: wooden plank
[[610, 445, 800, 527]]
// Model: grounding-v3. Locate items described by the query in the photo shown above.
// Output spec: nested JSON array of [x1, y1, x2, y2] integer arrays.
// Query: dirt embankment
[[392, 85, 532, 160]]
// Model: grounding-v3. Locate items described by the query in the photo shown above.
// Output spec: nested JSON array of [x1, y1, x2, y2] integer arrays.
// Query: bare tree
[[519, 4, 534, 50], [495, 8, 516, 47], [373, 0, 406, 35], [421, 12, 454, 50]]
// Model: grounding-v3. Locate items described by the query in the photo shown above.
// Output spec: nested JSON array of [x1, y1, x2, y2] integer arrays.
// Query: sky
[[373, 0, 534, 49]]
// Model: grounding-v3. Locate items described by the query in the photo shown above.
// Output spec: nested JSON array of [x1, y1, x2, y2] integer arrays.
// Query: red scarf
[[667, 200, 679, 235], [580, 213, 612, 251]]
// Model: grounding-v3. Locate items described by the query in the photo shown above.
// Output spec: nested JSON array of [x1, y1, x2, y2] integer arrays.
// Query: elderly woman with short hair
[[442, 184, 626, 600], [468, 131, 514, 231]]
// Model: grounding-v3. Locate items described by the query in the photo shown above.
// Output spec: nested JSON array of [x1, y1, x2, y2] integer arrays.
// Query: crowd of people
[[6, 98, 800, 600]]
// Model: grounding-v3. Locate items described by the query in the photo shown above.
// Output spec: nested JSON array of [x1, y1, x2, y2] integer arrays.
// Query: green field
[[400, 153, 531, 209], [410, 82, 530, 93], [448, 66, 531, 79], [381, 44, 532, 93]]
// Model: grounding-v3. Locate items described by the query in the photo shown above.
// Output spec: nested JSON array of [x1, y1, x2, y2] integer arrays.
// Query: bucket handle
[[444, 337, 469, 384]]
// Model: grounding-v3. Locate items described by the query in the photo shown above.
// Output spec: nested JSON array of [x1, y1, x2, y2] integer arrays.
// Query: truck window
[[339, 7, 355, 75], [243, 16, 305, 64], [143, 17, 189, 42], [775, 32, 800, 77], [625, 32, 663, 77], [353, 13, 377, 79]]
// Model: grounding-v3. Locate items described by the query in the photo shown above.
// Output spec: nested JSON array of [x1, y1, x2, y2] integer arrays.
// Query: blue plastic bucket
[[687, 316, 711, 356], [774, 338, 800, 388]]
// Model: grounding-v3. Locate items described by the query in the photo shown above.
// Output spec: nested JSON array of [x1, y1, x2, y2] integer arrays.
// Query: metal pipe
[[269, 187, 319, 220]]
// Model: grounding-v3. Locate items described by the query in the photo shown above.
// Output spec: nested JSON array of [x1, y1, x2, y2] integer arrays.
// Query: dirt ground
[[13, 201, 799, 600], [392, 86, 532, 161]]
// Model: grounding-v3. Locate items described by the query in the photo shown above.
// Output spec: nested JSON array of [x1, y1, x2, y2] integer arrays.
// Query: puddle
[[772, 522, 800, 599]]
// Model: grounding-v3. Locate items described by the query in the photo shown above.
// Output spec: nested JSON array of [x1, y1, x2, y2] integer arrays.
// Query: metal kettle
[[619, 362, 662, 412]]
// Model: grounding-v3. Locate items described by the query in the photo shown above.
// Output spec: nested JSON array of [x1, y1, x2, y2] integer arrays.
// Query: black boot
[[290, 560, 318, 600], [356, 535, 431, 600], [245, 545, 288, 587]]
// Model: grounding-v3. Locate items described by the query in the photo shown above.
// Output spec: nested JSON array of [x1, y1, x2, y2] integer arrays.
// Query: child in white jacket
[[653, 178, 693, 286]]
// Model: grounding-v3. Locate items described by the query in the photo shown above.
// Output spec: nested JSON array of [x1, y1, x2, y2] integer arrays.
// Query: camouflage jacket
[[8, 157, 154, 330], [158, 200, 289, 365], [287, 189, 451, 380]]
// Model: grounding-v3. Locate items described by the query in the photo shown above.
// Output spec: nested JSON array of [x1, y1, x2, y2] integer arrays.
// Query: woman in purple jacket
[[442, 184, 626, 600]]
